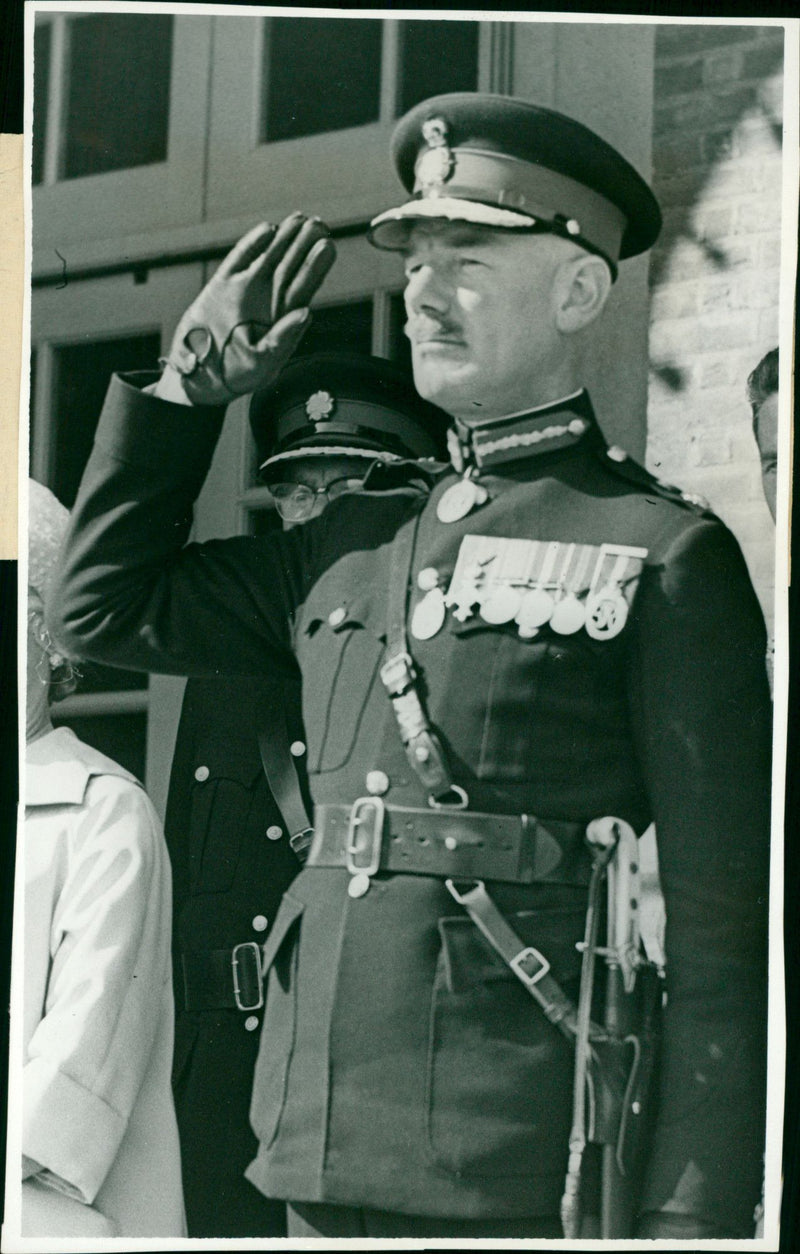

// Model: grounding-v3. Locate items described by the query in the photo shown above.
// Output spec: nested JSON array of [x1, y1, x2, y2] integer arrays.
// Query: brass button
[[244, 1015, 259, 1032], [252, 914, 268, 932], [366, 770, 389, 796], [417, 567, 439, 592], [328, 607, 346, 627], [290, 741, 306, 757], [266, 824, 283, 841], [194, 765, 210, 782], [606, 445, 628, 463]]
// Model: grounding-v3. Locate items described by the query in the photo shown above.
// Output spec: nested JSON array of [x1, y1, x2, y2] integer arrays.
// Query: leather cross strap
[[381, 508, 455, 800], [256, 678, 314, 861], [444, 878, 590, 1042]]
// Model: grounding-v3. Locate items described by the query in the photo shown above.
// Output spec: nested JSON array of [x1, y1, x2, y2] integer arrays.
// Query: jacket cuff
[[23, 1059, 126, 1204], [93, 371, 226, 476]]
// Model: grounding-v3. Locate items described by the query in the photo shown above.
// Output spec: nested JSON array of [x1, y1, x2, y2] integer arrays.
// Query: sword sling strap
[[257, 678, 314, 861], [381, 508, 455, 800]]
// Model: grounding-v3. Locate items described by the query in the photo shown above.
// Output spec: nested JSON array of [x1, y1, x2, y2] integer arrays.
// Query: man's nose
[[404, 264, 451, 316]]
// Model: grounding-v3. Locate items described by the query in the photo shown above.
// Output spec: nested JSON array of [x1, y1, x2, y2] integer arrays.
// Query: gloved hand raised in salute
[[157, 213, 336, 407]]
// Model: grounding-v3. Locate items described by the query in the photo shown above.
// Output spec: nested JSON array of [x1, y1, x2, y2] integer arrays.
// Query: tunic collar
[[449, 389, 596, 472], [26, 725, 137, 807]]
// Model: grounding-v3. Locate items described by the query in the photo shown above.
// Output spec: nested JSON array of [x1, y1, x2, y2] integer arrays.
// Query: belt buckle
[[231, 941, 264, 1012], [346, 795, 384, 877], [510, 945, 551, 988]]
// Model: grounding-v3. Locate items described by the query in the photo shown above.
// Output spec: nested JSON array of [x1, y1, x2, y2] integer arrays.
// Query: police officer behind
[[52, 94, 771, 1242], [167, 354, 447, 1236]]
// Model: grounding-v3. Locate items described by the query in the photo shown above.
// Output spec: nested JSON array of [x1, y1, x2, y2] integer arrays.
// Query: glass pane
[[262, 17, 381, 142], [63, 14, 173, 179], [53, 710, 147, 781], [51, 331, 161, 508], [297, 299, 373, 358], [32, 21, 50, 186], [398, 20, 479, 115]]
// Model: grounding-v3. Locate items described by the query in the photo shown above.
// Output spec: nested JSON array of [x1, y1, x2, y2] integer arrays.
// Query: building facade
[[28, 12, 786, 815]]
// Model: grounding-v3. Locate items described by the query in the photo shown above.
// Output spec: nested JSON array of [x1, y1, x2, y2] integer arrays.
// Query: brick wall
[[647, 23, 784, 634]]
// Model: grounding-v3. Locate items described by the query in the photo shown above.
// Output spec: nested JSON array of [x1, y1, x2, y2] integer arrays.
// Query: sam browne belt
[[309, 798, 591, 886]]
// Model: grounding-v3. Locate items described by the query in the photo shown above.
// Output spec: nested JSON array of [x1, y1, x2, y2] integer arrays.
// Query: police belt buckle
[[231, 941, 264, 1012], [346, 796, 385, 877]]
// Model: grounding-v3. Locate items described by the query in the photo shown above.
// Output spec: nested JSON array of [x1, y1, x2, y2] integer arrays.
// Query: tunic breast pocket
[[298, 595, 385, 774], [188, 761, 264, 894]]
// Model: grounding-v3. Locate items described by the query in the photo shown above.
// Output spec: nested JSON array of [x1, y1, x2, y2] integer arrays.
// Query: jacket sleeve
[[23, 776, 173, 1205], [48, 373, 302, 678], [627, 515, 771, 1235]]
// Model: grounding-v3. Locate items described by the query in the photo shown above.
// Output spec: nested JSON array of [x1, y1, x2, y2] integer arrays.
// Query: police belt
[[308, 799, 591, 886], [179, 941, 264, 1014]]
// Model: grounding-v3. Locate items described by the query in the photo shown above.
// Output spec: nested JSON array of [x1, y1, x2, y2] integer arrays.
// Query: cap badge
[[306, 390, 335, 423], [417, 116, 455, 198]]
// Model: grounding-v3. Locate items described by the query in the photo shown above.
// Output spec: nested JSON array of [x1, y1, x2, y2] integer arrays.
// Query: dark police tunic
[[51, 375, 771, 1235], [165, 675, 304, 1236]]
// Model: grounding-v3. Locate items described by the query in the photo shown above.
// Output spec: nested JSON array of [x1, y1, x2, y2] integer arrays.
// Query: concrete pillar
[[511, 21, 656, 458]]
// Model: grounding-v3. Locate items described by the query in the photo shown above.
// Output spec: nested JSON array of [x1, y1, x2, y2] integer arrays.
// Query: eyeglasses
[[267, 476, 366, 522]]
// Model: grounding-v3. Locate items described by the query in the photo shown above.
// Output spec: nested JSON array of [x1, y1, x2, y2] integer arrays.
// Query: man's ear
[[554, 252, 613, 334]]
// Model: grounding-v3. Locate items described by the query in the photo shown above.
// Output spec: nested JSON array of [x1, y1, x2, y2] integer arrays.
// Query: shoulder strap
[[257, 678, 313, 860]]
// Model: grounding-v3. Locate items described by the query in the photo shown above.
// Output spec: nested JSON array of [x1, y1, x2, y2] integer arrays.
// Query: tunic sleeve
[[627, 516, 771, 1233], [23, 777, 172, 1205], [48, 373, 303, 678]]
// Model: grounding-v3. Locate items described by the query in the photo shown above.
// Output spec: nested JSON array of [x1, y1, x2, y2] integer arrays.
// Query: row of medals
[[410, 473, 632, 643]]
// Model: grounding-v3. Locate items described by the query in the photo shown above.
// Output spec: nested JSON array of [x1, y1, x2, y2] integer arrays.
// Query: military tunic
[[51, 374, 771, 1235], [165, 674, 305, 1236]]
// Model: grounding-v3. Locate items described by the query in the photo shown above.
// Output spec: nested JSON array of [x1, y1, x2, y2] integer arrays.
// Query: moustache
[[405, 318, 464, 344]]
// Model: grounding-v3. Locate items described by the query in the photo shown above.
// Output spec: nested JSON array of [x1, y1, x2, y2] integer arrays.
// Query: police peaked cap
[[369, 92, 662, 268], [250, 352, 449, 478]]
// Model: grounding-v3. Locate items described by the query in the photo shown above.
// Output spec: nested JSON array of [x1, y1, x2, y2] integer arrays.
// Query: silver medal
[[437, 477, 488, 524], [516, 587, 554, 632], [480, 586, 522, 625], [585, 588, 628, 640], [550, 594, 586, 635], [411, 587, 447, 640]]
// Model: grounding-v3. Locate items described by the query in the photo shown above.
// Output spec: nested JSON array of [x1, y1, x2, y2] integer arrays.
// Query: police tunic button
[[568, 418, 588, 436], [566, 218, 581, 235], [516, 588, 554, 631], [252, 914, 268, 932], [328, 606, 346, 627], [194, 765, 210, 782], [244, 1016, 260, 1032], [550, 594, 586, 635], [366, 770, 389, 796], [266, 824, 283, 841], [606, 445, 628, 463], [436, 478, 487, 524], [290, 740, 306, 757], [585, 589, 629, 640], [348, 873, 371, 899], [411, 587, 446, 640], [417, 567, 440, 592], [480, 586, 522, 625]]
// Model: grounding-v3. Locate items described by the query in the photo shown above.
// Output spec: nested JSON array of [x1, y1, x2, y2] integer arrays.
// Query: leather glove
[[158, 213, 336, 406]]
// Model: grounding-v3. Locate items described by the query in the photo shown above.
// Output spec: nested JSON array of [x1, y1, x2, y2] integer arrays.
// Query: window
[[33, 13, 174, 182], [262, 18, 382, 142], [32, 23, 50, 186], [398, 20, 480, 114]]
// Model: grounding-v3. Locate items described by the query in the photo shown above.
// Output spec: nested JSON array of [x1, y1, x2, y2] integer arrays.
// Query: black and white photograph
[[2, 4, 797, 1248]]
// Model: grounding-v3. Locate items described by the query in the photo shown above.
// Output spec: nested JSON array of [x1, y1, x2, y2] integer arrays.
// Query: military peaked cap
[[369, 92, 662, 268], [250, 352, 449, 478]]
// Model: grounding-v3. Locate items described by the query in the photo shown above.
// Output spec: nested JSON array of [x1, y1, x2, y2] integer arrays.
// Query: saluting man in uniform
[[167, 354, 448, 1237], [50, 93, 771, 1241]]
